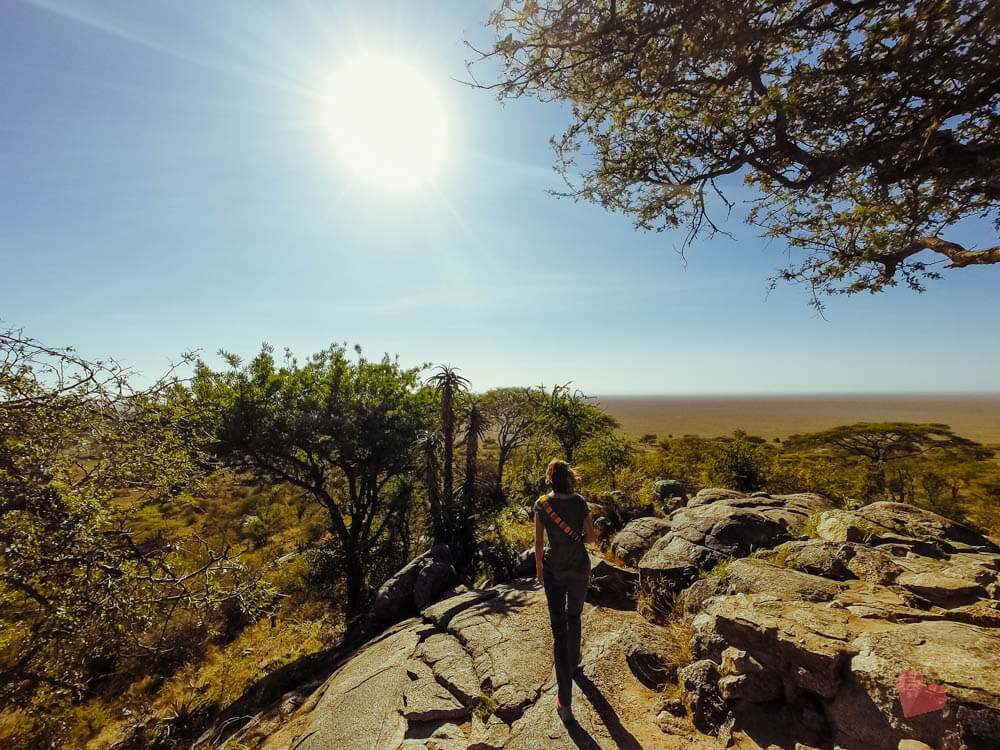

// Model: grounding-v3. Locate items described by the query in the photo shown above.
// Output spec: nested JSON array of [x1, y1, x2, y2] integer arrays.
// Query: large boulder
[[652, 479, 689, 502], [652, 479, 689, 511], [688, 488, 747, 507], [717, 647, 782, 703], [587, 554, 639, 609], [814, 509, 872, 543], [680, 577, 720, 616], [692, 593, 864, 699], [512, 548, 536, 578], [856, 502, 1000, 553], [678, 659, 727, 733], [770, 540, 856, 580], [616, 619, 685, 689], [769, 539, 904, 585], [829, 620, 1000, 750], [373, 545, 456, 627], [611, 516, 671, 567]]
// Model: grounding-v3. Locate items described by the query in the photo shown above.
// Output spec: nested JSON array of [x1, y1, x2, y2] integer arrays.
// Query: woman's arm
[[534, 511, 545, 585], [583, 513, 598, 545]]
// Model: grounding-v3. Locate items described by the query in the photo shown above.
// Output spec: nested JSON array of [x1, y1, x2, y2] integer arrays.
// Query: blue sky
[[2, 0, 998, 395]]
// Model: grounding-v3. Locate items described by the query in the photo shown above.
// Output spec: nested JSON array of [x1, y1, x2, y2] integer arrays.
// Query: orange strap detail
[[538, 497, 583, 543]]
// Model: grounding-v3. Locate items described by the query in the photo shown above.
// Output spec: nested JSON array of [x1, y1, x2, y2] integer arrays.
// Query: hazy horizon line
[[593, 391, 1000, 398]]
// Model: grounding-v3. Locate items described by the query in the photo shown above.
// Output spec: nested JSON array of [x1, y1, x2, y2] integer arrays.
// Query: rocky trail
[[250, 582, 719, 750], [196, 490, 1000, 750]]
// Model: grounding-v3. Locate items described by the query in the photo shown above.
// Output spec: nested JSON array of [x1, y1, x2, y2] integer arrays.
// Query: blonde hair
[[545, 459, 577, 494]]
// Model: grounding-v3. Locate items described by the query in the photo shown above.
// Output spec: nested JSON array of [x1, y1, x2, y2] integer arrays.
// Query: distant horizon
[[594, 391, 1000, 444], [594, 391, 1000, 398]]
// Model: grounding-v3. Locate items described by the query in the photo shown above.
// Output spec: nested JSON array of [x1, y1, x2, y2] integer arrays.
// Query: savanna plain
[[600, 394, 1000, 447]]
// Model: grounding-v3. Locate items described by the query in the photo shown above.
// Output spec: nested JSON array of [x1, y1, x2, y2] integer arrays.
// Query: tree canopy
[[476, 0, 1000, 305], [0, 329, 262, 712], [534, 384, 618, 462], [479, 386, 543, 487], [785, 421, 988, 463], [191, 344, 435, 615]]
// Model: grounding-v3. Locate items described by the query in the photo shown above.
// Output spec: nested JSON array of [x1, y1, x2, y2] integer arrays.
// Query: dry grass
[[85, 599, 343, 749], [598, 394, 1000, 445], [665, 617, 695, 670]]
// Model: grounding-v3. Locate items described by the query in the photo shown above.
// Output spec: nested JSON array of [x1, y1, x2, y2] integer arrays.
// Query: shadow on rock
[[564, 718, 602, 749], [573, 672, 644, 750], [476, 579, 539, 616]]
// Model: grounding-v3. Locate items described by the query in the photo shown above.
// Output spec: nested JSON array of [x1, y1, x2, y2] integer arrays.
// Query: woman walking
[[534, 459, 598, 723]]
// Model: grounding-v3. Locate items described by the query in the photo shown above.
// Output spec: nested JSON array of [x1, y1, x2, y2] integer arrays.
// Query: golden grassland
[[597, 393, 1000, 445]]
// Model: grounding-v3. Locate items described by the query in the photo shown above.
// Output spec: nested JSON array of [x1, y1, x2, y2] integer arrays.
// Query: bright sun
[[325, 53, 448, 189]]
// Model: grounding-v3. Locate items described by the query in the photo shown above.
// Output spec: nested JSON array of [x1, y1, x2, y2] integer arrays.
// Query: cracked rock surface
[[260, 580, 719, 750]]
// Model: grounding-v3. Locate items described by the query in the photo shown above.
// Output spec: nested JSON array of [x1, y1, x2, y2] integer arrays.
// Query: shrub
[[706, 431, 772, 492]]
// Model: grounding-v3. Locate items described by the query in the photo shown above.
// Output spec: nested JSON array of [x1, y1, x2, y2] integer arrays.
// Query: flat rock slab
[[402, 659, 468, 722], [423, 589, 499, 629], [290, 625, 420, 750], [416, 633, 481, 707], [445, 584, 551, 722], [725, 558, 845, 602], [892, 553, 994, 608]]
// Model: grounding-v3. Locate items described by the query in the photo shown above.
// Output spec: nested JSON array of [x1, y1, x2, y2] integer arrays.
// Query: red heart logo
[[896, 669, 947, 718]]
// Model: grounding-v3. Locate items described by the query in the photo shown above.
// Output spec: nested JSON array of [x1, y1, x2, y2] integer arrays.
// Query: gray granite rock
[[611, 516, 671, 567]]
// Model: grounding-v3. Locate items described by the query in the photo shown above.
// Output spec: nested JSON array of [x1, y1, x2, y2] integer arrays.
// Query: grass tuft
[[474, 689, 496, 722]]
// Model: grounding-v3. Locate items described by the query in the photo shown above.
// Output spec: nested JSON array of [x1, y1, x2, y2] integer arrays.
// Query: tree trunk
[[344, 546, 364, 617], [565, 444, 575, 463], [425, 451, 445, 545], [497, 449, 508, 491], [442, 388, 454, 521]]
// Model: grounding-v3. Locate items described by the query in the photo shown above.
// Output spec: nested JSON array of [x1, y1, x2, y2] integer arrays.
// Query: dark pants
[[542, 566, 589, 707]]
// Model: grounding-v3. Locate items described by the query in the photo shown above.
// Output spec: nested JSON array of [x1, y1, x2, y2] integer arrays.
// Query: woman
[[534, 459, 598, 723]]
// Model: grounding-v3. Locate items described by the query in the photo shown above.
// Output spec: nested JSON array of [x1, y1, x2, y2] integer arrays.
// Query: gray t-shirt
[[534, 493, 590, 577]]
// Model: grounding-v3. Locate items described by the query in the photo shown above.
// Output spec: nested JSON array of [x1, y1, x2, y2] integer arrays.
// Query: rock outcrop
[[204, 489, 1000, 750], [638, 490, 837, 593], [245, 582, 717, 750], [678, 493, 1000, 749], [372, 544, 457, 628]]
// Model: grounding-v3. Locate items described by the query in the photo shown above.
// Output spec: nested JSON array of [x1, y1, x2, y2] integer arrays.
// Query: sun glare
[[324, 53, 448, 189]]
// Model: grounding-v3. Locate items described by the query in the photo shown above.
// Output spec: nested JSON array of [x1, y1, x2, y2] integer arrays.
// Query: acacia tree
[[534, 384, 618, 462], [785, 422, 991, 500], [479, 386, 543, 489], [0, 330, 261, 714], [706, 431, 772, 492], [475, 0, 1000, 305], [579, 432, 637, 490], [192, 344, 434, 615]]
